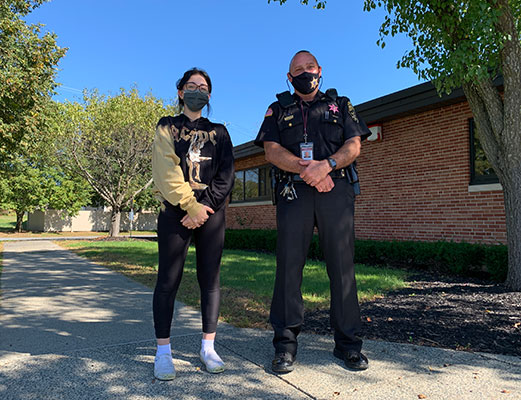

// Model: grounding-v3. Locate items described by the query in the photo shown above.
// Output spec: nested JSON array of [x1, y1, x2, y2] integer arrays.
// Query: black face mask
[[289, 71, 320, 94], [183, 90, 209, 112]]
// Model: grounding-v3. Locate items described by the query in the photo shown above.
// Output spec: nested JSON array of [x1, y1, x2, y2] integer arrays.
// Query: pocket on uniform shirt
[[277, 112, 304, 147], [321, 111, 345, 145]]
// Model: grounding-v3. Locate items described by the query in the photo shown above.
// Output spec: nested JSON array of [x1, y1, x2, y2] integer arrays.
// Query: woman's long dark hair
[[176, 68, 212, 114]]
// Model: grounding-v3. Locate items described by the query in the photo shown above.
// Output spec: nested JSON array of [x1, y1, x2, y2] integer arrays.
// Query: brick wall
[[226, 100, 507, 244], [226, 203, 276, 230], [355, 101, 506, 244]]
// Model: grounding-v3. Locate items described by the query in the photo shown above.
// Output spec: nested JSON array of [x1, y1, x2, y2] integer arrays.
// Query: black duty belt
[[288, 168, 347, 182]]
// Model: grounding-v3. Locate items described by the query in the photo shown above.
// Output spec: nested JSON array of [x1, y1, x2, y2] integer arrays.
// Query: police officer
[[255, 50, 371, 373]]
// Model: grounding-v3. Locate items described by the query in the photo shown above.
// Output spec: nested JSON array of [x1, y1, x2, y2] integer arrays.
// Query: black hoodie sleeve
[[198, 125, 235, 211]]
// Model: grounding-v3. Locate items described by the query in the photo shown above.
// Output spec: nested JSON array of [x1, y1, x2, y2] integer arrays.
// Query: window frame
[[230, 165, 272, 204], [469, 118, 499, 185]]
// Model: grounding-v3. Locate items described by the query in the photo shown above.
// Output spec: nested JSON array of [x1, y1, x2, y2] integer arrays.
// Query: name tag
[[300, 142, 314, 161]]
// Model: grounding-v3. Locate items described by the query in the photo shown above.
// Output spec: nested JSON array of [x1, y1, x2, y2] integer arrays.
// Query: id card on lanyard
[[299, 101, 313, 160], [300, 142, 313, 160]]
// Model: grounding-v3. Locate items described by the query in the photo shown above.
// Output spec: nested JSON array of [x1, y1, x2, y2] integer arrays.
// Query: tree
[[0, 100, 91, 232], [58, 88, 177, 236], [272, 0, 521, 290], [0, 155, 90, 231], [0, 0, 66, 161]]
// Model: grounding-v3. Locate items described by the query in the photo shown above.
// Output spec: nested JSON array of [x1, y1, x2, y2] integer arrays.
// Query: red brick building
[[226, 81, 507, 245]]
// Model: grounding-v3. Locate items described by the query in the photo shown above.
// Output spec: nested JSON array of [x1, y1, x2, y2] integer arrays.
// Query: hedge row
[[224, 229, 508, 282]]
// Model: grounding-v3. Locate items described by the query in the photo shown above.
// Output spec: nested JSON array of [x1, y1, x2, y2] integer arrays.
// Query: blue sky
[[26, 0, 424, 146]]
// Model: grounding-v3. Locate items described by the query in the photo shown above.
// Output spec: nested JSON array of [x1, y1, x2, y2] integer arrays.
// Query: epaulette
[[325, 88, 338, 101], [276, 91, 296, 108]]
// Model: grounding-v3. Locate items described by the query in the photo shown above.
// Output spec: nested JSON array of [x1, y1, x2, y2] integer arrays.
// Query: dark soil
[[303, 272, 521, 357]]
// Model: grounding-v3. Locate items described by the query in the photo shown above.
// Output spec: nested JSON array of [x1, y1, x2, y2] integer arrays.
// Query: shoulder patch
[[347, 100, 359, 123], [265, 108, 273, 117]]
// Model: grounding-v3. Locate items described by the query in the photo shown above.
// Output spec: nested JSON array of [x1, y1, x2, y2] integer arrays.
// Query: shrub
[[224, 229, 277, 253], [484, 245, 509, 281], [224, 229, 508, 282]]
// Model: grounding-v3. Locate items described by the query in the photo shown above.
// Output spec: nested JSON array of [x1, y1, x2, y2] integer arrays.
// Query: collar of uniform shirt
[[294, 90, 324, 107]]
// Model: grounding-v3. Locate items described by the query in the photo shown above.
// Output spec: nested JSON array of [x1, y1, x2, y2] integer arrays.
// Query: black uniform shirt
[[255, 91, 371, 162]]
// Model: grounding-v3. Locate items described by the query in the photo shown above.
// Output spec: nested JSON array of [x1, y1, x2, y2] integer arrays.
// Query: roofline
[[233, 141, 264, 159], [356, 81, 465, 124], [357, 76, 503, 124], [233, 77, 503, 159]]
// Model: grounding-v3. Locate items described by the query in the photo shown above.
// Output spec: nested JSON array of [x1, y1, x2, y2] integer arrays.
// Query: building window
[[469, 119, 499, 185], [231, 165, 272, 203]]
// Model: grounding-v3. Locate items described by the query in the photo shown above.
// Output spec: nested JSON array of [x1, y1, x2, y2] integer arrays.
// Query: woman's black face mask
[[289, 71, 320, 95], [183, 90, 209, 112]]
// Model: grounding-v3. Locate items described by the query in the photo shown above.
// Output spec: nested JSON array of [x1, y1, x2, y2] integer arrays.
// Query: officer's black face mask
[[183, 90, 209, 112], [289, 71, 320, 95]]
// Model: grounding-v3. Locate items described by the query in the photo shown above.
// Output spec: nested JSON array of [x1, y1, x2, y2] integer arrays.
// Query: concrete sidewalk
[[1, 241, 519, 400]]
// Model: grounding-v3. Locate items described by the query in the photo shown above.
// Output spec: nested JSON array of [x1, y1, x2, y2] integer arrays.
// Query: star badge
[[310, 77, 319, 89], [328, 104, 339, 113]]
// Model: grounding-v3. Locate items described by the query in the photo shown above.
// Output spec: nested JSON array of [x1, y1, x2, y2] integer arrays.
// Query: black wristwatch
[[327, 157, 337, 171]]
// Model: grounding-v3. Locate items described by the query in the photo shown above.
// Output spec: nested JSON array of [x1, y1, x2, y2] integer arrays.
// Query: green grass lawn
[[0, 212, 22, 232], [62, 240, 408, 329]]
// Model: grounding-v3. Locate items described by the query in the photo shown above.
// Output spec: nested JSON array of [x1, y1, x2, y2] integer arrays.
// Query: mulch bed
[[303, 272, 521, 357]]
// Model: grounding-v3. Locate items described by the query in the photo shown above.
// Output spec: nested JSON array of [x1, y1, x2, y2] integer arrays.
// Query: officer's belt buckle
[[285, 169, 345, 182], [329, 169, 346, 179]]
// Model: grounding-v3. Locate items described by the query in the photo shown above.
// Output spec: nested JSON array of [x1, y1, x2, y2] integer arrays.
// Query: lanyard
[[300, 101, 309, 143]]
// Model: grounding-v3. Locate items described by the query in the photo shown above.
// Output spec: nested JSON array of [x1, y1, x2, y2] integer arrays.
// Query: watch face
[[328, 158, 336, 169]]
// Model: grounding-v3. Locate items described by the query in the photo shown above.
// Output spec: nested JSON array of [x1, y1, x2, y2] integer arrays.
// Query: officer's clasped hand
[[298, 159, 332, 188], [314, 175, 335, 192]]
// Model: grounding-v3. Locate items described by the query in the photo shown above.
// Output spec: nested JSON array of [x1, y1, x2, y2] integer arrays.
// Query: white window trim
[[228, 200, 273, 207], [468, 183, 503, 192]]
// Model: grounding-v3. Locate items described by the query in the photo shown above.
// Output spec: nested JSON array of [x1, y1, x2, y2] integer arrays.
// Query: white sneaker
[[200, 349, 225, 374], [154, 353, 176, 380]]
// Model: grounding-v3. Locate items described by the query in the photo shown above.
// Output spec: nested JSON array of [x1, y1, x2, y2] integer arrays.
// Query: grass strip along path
[[62, 239, 408, 329]]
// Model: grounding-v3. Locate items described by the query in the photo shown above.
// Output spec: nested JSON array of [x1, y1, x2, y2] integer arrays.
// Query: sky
[[26, 0, 425, 146]]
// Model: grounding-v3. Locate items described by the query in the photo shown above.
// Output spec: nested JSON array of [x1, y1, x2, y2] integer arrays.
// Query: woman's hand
[[181, 205, 214, 229]]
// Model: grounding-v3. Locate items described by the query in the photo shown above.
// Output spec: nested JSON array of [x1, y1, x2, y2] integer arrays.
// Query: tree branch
[[473, 78, 504, 142], [71, 144, 114, 203], [462, 81, 504, 181], [497, 0, 521, 141], [124, 178, 153, 208]]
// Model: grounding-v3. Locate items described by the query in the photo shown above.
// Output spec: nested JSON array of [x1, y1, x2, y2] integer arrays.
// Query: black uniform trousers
[[153, 203, 225, 338], [270, 178, 362, 356]]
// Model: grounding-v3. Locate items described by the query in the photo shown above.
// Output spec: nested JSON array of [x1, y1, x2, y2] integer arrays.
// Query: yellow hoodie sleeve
[[152, 123, 203, 218]]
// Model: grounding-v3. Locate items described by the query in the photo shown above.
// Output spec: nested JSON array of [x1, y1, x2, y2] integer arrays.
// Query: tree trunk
[[109, 207, 121, 237], [463, 80, 521, 291], [502, 169, 521, 291], [15, 210, 24, 233]]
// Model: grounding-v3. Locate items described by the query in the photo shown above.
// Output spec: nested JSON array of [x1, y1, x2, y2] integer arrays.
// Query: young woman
[[151, 68, 234, 380]]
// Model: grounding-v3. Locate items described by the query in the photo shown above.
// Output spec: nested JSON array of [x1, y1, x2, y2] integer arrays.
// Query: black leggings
[[153, 204, 225, 338]]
